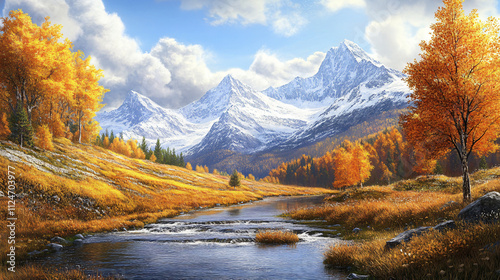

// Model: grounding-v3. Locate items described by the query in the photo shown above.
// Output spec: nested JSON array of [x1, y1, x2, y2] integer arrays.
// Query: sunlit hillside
[[0, 138, 331, 263]]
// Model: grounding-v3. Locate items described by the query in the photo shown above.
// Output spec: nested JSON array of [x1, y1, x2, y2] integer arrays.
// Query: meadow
[[288, 169, 500, 279]]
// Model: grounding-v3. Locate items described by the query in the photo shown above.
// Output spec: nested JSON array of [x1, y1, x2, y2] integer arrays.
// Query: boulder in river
[[51, 236, 69, 245], [457, 192, 500, 223], [46, 243, 63, 251], [347, 273, 370, 279], [74, 234, 84, 240], [73, 239, 84, 246]]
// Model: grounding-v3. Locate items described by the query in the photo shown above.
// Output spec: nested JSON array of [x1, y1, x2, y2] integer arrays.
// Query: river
[[37, 195, 347, 279]]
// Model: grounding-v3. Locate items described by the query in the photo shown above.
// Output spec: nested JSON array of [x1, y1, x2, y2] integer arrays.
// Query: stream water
[[37, 195, 348, 279]]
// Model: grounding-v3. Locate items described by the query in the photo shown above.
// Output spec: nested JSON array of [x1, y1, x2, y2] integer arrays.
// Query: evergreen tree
[[154, 138, 162, 163], [109, 130, 115, 143], [140, 137, 148, 153], [479, 156, 488, 170], [179, 153, 185, 167], [229, 170, 241, 189], [119, 132, 124, 140], [434, 161, 443, 175], [9, 104, 34, 148]]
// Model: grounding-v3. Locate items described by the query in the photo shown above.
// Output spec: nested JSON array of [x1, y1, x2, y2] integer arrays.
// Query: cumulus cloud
[[150, 38, 325, 103], [3, 0, 172, 108], [177, 0, 307, 37], [361, 0, 500, 70], [320, 0, 365, 13], [2, 0, 324, 108]]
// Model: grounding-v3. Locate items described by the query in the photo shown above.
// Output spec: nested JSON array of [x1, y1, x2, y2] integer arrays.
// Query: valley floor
[[0, 139, 331, 278]]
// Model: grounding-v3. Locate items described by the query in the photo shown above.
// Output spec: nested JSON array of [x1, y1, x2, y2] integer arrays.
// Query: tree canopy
[[0, 10, 106, 146]]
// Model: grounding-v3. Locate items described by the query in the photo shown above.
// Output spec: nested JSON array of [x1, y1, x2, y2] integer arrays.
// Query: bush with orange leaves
[[34, 124, 54, 151]]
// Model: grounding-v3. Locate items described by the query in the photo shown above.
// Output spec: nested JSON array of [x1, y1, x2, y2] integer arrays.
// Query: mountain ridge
[[96, 40, 411, 174]]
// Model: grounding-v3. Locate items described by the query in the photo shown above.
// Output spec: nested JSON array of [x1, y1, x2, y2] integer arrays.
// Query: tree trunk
[[461, 156, 471, 202], [78, 114, 82, 144]]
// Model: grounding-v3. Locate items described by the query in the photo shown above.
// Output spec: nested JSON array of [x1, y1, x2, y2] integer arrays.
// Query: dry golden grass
[[0, 265, 120, 280], [0, 139, 332, 275], [255, 230, 300, 244], [324, 223, 500, 279], [289, 170, 500, 279]]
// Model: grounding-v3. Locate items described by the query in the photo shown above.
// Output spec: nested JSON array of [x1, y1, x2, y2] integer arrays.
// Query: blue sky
[[2, 0, 500, 109]]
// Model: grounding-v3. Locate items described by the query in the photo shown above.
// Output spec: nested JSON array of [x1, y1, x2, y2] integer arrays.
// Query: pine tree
[[140, 137, 148, 153], [9, 104, 33, 148], [154, 139, 162, 163], [479, 156, 488, 170], [109, 130, 115, 143], [229, 170, 241, 190]]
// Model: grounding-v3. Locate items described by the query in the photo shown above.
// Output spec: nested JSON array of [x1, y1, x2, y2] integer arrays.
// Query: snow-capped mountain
[[96, 40, 411, 168], [186, 75, 321, 154], [263, 39, 405, 107], [96, 91, 210, 152]]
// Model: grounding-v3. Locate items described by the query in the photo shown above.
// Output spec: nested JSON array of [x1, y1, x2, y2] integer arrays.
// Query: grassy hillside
[[288, 169, 500, 279], [0, 138, 331, 272]]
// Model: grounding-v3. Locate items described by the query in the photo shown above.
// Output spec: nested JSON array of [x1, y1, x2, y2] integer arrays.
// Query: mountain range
[[96, 40, 411, 175]]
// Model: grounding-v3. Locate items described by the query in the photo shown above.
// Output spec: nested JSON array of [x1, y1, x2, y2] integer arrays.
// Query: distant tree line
[[95, 130, 185, 167]]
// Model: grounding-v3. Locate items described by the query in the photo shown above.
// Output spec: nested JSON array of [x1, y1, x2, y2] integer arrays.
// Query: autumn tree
[[332, 146, 353, 189], [150, 153, 157, 163], [35, 124, 54, 151], [186, 162, 193, 170], [72, 51, 106, 143], [400, 0, 500, 201], [351, 142, 373, 187], [0, 10, 74, 124], [0, 113, 11, 140]]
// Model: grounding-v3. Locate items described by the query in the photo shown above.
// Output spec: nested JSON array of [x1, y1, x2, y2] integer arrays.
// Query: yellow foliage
[[34, 124, 54, 151], [186, 162, 192, 170]]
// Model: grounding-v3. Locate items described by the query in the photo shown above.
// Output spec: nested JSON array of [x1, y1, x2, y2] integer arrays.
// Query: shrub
[[35, 124, 54, 151], [255, 230, 299, 244]]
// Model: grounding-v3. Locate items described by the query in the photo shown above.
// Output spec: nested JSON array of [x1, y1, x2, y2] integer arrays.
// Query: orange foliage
[[150, 153, 157, 163], [34, 124, 54, 151], [400, 0, 500, 201], [0, 112, 10, 140], [186, 162, 192, 170]]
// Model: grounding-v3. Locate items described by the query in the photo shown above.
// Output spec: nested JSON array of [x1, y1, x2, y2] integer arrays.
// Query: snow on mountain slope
[[95, 91, 211, 152], [188, 75, 322, 154], [263, 39, 405, 107]]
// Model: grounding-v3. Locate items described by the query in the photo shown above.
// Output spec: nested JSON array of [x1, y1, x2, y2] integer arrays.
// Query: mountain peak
[[335, 40, 382, 66], [121, 90, 163, 113]]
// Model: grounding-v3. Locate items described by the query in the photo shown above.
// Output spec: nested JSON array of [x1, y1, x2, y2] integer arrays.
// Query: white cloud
[[150, 38, 325, 104], [2, 0, 324, 108], [180, 0, 268, 25], [178, 0, 307, 36], [361, 0, 500, 71], [320, 0, 365, 13], [4, 0, 172, 108]]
